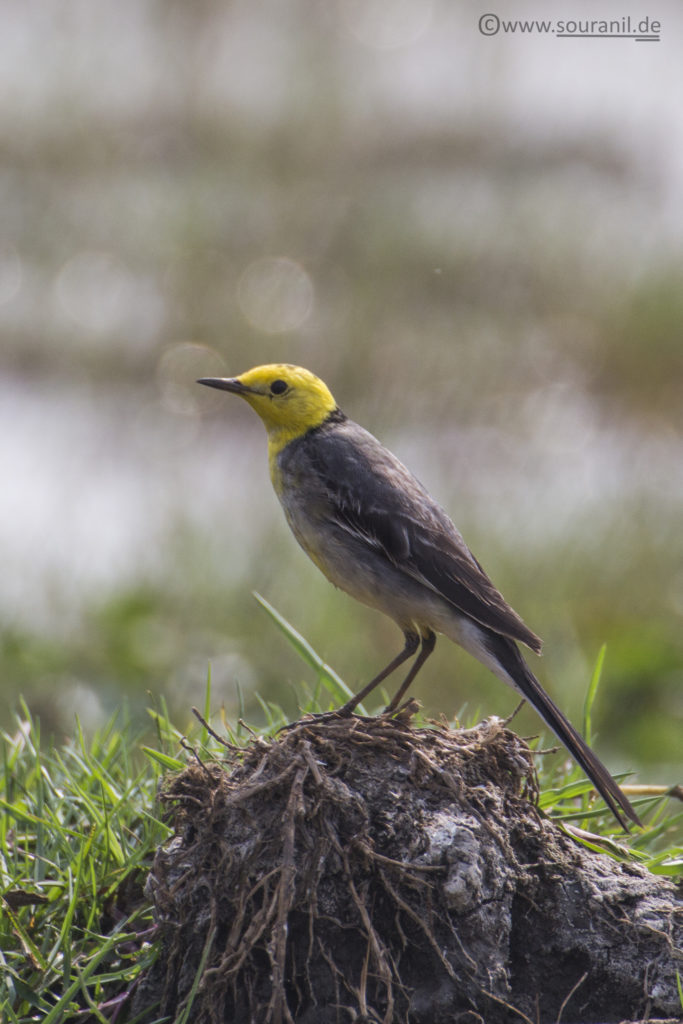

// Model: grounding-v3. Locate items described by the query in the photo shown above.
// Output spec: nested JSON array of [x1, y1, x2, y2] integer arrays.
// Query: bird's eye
[[270, 379, 288, 395]]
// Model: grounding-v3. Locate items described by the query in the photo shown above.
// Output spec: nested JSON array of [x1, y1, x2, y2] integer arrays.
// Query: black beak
[[197, 377, 250, 394]]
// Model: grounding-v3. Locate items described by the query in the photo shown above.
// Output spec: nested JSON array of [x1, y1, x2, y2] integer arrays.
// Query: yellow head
[[198, 363, 338, 449]]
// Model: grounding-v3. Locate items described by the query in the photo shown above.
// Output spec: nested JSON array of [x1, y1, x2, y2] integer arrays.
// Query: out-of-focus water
[[3, 370, 680, 626]]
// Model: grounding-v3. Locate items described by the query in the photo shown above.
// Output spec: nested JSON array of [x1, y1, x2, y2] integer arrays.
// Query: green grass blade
[[583, 643, 606, 745], [175, 925, 216, 1024], [253, 592, 364, 710], [141, 747, 185, 772]]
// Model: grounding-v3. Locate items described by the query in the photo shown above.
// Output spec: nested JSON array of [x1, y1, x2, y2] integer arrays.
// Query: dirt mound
[[135, 713, 681, 1024]]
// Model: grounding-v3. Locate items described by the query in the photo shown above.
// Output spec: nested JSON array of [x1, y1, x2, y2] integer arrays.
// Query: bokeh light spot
[[157, 342, 227, 417], [338, 0, 433, 50], [237, 257, 313, 334], [54, 250, 164, 342]]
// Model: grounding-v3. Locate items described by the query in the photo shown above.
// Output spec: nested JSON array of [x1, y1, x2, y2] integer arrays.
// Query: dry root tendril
[[136, 714, 681, 1024]]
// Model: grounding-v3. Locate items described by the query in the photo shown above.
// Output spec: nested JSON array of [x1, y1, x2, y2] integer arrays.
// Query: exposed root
[[142, 714, 534, 1022], [137, 714, 681, 1024]]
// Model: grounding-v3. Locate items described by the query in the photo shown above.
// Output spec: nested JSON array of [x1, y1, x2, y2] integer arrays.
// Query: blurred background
[[2, 0, 681, 778]]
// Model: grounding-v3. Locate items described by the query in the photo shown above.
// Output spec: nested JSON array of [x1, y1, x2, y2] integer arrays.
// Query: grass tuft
[[0, 702, 168, 1023], [1, 616, 680, 1021]]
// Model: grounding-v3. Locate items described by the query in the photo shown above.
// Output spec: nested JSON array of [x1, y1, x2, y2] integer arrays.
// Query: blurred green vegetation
[[2, 499, 680, 779]]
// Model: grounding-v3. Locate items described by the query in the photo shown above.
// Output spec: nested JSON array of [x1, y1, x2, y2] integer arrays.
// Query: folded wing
[[302, 420, 542, 654]]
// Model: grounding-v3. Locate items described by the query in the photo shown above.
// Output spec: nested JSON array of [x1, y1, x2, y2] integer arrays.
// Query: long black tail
[[485, 632, 641, 829]]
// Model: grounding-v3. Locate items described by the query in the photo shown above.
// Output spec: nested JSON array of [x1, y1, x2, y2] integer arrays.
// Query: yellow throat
[[198, 362, 338, 478]]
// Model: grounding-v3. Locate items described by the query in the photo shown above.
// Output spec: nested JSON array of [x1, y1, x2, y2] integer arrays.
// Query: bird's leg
[[339, 631, 420, 715], [383, 630, 436, 714]]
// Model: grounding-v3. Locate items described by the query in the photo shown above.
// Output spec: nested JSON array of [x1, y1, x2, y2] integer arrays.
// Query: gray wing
[[287, 418, 542, 654]]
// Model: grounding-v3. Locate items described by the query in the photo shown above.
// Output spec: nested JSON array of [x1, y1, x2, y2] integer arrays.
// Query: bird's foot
[[381, 697, 421, 723]]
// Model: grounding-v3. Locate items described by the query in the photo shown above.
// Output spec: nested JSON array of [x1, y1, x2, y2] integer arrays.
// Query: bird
[[198, 363, 641, 829]]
